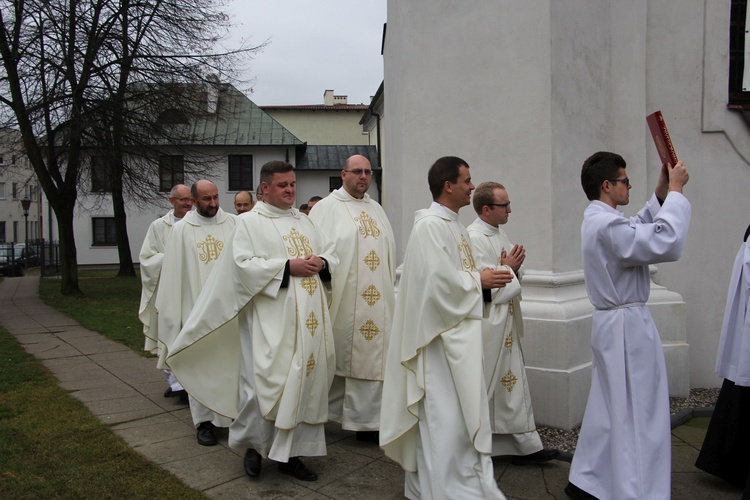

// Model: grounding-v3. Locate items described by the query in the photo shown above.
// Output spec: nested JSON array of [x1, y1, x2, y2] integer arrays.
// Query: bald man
[[234, 191, 254, 214]]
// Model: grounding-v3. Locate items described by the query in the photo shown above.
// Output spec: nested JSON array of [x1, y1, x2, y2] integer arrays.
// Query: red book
[[646, 110, 678, 166]]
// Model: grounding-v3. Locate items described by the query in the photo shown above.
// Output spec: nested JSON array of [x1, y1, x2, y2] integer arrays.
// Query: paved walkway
[[0, 273, 744, 499]]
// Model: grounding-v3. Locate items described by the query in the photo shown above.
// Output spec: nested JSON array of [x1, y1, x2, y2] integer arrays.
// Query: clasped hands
[[480, 267, 514, 289], [289, 254, 325, 277]]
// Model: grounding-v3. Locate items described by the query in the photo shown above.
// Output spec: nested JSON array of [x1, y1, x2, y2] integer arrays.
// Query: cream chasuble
[[310, 188, 395, 381], [468, 217, 543, 456], [381, 203, 504, 499], [138, 210, 176, 354], [155, 208, 236, 370], [167, 202, 337, 460]]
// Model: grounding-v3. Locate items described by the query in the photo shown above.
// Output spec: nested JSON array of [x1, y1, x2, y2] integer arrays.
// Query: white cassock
[[167, 202, 337, 462], [155, 207, 236, 429], [138, 210, 176, 355], [467, 217, 543, 457], [715, 235, 750, 386], [381, 202, 505, 500], [309, 188, 396, 431], [570, 192, 691, 500], [138, 209, 183, 392]]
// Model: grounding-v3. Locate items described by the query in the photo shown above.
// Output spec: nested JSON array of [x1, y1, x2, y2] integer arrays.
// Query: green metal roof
[[157, 84, 304, 147]]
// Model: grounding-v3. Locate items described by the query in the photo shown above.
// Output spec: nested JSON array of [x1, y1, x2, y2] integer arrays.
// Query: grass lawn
[[0, 322, 202, 498], [38, 270, 148, 354]]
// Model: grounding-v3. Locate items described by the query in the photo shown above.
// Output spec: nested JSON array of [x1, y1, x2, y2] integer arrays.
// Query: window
[[13, 221, 18, 242], [730, 0, 750, 107], [159, 155, 184, 192], [0, 182, 5, 199], [228, 155, 253, 190], [91, 156, 114, 192], [12, 182, 17, 199], [92, 217, 117, 246], [329, 176, 343, 192], [0, 221, 5, 243]]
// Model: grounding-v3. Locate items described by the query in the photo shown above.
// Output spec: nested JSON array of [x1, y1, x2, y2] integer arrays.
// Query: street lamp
[[20, 197, 30, 269]]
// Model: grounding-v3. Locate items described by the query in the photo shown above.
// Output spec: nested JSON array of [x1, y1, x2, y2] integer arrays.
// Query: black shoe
[[164, 387, 173, 397], [243, 448, 262, 478], [196, 421, 217, 446], [564, 481, 598, 500], [355, 431, 379, 443], [511, 448, 560, 466], [173, 390, 189, 404], [277, 457, 318, 481]]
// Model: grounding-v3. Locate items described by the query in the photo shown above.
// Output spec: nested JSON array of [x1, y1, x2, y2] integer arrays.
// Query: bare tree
[[0, 0, 260, 291]]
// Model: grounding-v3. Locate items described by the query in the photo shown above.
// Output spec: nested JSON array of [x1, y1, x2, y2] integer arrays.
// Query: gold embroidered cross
[[354, 211, 381, 238], [300, 277, 318, 296], [504, 333, 513, 351], [364, 250, 380, 272], [306, 311, 319, 336], [306, 353, 316, 376], [198, 234, 223, 263], [361, 284, 381, 306], [501, 370, 517, 392], [359, 320, 380, 341]]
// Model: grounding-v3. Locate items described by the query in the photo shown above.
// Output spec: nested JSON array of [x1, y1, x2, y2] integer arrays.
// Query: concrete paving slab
[[205, 474, 329, 499], [1, 274, 746, 499], [159, 448, 245, 490]]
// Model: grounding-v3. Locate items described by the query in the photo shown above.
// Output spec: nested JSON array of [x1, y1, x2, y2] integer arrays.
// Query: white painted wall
[[384, 0, 749, 426]]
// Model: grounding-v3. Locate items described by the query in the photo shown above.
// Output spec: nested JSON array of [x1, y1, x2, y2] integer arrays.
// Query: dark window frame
[[228, 155, 254, 190], [90, 156, 114, 193], [92, 217, 117, 246], [729, 0, 750, 108], [159, 155, 185, 192]]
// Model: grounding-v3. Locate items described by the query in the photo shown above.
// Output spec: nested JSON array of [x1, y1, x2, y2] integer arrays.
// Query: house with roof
[[262, 89, 381, 206], [55, 82, 305, 266], [48, 82, 383, 266]]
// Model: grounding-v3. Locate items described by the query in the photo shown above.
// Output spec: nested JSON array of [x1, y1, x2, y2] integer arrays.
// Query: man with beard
[[156, 179, 237, 446]]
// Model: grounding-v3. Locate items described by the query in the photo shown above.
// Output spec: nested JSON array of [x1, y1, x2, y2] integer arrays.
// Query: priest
[[138, 184, 192, 400], [380, 156, 512, 499], [467, 181, 559, 465], [167, 160, 337, 483], [155, 179, 236, 446], [309, 154, 396, 443]]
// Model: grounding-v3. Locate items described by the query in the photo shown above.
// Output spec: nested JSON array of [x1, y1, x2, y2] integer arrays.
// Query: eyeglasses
[[486, 202, 510, 210], [609, 177, 630, 186], [344, 169, 373, 176]]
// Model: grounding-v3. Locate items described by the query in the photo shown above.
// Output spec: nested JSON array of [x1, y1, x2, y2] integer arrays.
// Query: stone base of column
[[520, 268, 689, 430]]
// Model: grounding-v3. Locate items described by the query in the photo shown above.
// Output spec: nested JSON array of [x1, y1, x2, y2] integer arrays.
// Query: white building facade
[[382, 0, 750, 428]]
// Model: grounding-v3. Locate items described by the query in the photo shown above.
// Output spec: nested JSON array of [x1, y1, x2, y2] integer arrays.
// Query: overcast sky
[[223, 0, 386, 106]]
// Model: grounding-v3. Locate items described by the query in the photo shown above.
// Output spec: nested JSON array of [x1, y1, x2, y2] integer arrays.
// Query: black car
[[0, 244, 39, 276]]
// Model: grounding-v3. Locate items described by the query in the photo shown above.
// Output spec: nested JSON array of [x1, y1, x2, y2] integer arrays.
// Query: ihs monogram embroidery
[[458, 236, 476, 271], [283, 228, 313, 257], [197, 235, 223, 263], [354, 211, 381, 238]]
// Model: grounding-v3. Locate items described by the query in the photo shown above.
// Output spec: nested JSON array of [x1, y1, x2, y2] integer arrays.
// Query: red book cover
[[646, 110, 678, 166]]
